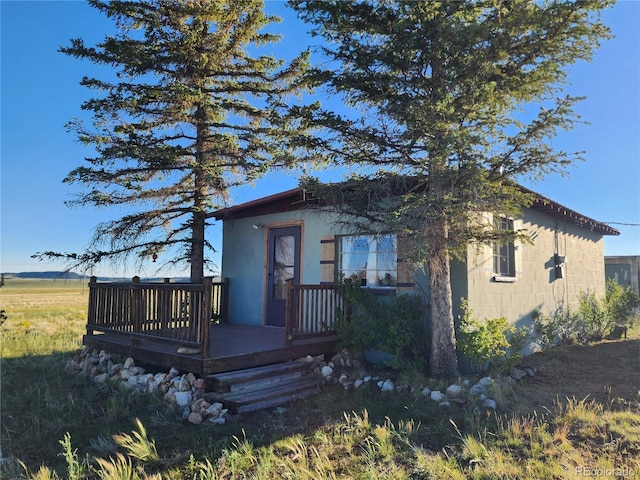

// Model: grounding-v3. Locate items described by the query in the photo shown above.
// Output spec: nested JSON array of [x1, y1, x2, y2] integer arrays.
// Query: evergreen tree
[[290, 0, 613, 375], [39, 0, 309, 282]]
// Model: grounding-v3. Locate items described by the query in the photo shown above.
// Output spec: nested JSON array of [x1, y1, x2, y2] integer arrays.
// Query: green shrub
[[533, 306, 579, 347], [335, 279, 428, 371], [605, 279, 639, 326], [456, 300, 526, 372], [533, 281, 639, 347]]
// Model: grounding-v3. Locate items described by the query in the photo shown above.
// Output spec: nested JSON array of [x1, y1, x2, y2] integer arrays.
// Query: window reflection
[[339, 234, 397, 287]]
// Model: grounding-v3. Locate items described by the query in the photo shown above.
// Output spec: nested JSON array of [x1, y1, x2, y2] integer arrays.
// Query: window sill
[[493, 275, 517, 283], [361, 286, 398, 295]]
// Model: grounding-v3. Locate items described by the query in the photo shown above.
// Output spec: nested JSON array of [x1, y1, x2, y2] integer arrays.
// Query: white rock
[[338, 373, 348, 384], [462, 379, 470, 387], [123, 357, 135, 369], [381, 380, 394, 392], [354, 379, 364, 389], [439, 401, 451, 408], [205, 402, 223, 417], [174, 390, 192, 407], [168, 367, 180, 377], [363, 376, 372, 383], [321, 366, 333, 378], [446, 384, 463, 396], [94, 373, 110, 384], [119, 369, 132, 380], [154, 373, 166, 384], [127, 375, 139, 386], [430, 390, 445, 402], [470, 384, 485, 395], [483, 399, 497, 409], [178, 375, 192, 392], [421, 387, 431, 397], [211, 417, 226, 425], [377, 381, 384, 389], [479, 377, 493, 387]]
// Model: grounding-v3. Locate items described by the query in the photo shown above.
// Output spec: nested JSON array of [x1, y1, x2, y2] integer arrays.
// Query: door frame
[[263, 221, 304, 326]]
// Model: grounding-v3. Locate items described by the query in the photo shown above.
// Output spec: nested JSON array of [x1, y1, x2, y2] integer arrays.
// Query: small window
[[338, 234, 397, 287], [493, 217, 515, 278]]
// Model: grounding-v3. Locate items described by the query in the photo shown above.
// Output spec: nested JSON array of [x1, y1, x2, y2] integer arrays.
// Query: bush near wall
[[534, 279, 640, 347]]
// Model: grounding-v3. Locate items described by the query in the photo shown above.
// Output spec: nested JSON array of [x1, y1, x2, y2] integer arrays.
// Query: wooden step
[[205, 361, 309, 393], [216, 375, 323, 414]]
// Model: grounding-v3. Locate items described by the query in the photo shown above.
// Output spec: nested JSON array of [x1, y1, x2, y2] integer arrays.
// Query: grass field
[[1, 279, 639, 479]]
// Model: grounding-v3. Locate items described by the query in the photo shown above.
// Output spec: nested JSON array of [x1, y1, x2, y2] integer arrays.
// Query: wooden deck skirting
[[85, 277, 344, 374]]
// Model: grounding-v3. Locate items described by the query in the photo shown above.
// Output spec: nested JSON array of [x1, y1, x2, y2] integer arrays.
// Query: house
[[212, 185, 619, 331], [81, 183, 618, 378], [605, 256, 640, 296]]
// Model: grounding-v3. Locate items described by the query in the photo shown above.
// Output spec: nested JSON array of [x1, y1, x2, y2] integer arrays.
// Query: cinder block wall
[[464, 208, 605, 327]]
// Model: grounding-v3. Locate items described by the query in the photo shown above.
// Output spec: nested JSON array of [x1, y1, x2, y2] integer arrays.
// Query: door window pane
[[273, 234, 295, 298]]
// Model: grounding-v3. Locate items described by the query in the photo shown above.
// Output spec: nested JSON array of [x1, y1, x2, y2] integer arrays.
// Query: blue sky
[[1, 1, 639, 277]]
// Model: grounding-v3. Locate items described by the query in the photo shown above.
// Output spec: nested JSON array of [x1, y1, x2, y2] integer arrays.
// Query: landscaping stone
[[446, 384, 462, 396], [67, 348, 229, 425], [510, 367, 527, 381], [381, 379, 395, 392], [483, 399, 497, 409], [469, 384, 485, 395], [321, 365, 333, 378], [430, 390, 445, 402], [479, 377, 493, 387]]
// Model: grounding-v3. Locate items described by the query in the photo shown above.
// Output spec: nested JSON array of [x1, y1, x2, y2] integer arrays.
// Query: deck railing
[[285, 281, 346, 344], [87, 276, 228, 357]]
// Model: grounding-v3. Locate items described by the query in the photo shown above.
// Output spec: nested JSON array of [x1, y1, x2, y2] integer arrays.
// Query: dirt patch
[[514, 338, 640, 412]]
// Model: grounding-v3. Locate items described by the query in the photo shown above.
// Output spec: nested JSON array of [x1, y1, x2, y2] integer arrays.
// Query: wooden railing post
[[131, 276, 142, 334], [285, 278, 294, 346], [87, 276, 97, 335], [222, 277, 229, 323], [201, 277, 212, 358]]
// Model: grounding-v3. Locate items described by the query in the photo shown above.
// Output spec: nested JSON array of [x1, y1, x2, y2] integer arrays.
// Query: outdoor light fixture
[[252, 223, 264, 230]]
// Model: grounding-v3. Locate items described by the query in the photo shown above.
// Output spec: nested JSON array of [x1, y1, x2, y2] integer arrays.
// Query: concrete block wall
[[464, 207, 605, 327]]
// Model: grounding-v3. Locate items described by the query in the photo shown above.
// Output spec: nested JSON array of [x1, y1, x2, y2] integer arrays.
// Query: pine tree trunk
[[428, 222, 459, 377], [190, 108, 207, 284]]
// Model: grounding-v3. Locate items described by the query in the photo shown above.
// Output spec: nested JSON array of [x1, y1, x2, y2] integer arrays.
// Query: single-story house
[[213, 185, 619, 330]]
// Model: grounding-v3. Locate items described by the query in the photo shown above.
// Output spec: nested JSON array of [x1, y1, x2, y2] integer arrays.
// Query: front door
[[266, 226, 301, 327]]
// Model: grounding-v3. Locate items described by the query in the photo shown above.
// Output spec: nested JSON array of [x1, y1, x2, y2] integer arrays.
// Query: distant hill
[[2, 272, 196, 282], [3, 271, 90, 280]]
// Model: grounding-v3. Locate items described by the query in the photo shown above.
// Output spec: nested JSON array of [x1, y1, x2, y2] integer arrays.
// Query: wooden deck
[[83, 323, 340, 376]]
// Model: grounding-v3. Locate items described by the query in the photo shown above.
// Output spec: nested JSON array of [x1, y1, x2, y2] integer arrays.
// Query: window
[[493, 217, 516, 278], [338, 234, 397, 287]]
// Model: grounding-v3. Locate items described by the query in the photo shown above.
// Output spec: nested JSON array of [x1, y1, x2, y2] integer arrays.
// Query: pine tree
[[40, 0, 309, 282], [290, 0, 613, 376]]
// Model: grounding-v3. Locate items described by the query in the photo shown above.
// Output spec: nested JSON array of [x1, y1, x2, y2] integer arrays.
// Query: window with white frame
[[493, 217, 516, 278], [338, 234, 397, 287]]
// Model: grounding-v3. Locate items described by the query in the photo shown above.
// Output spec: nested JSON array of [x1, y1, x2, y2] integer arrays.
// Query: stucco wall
[[220, 208, 344, 326], [463, 207, 606, 327]]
